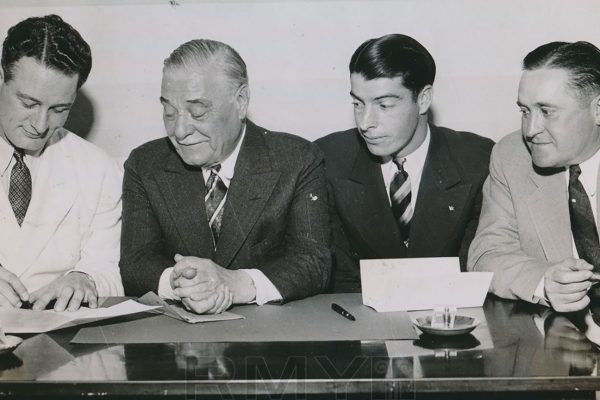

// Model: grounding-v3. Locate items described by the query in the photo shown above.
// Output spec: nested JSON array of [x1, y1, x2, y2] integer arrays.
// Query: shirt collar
[[382, 124, 431, 171], [576, 147, 600, 196], [203, 123, 246, 182], [0, 136, 14, 178], [403, 124, 430, 172]]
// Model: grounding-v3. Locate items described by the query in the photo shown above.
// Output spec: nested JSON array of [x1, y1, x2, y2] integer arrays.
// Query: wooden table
[[1, 295, 600, 399]]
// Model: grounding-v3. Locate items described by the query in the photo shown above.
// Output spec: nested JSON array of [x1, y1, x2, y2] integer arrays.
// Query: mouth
[[361, 134, 386, 144], [22, 129, 45, 139], [177, 141, 208, 147]]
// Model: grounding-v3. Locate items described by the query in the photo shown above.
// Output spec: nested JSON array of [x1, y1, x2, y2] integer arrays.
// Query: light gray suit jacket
[[467, 131, 592, 303]]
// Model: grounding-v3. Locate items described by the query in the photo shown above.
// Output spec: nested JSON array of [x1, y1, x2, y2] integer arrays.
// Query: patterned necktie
[[389, 157, 413, 245], [205, 165, 227, 248], [8, 149, 31, 226], [569, 164, 600, 272]]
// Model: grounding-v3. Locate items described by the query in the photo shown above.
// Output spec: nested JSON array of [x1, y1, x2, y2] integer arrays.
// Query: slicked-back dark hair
[[1, 14, 91, 88], [349, 33, 436, 100], [523, 41, 600, 100]]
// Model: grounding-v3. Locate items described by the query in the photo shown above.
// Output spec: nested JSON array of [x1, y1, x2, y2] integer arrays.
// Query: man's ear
[[235, 83, 250, 119], [592, 94, 600, 125], [417, 85, 433, 115]]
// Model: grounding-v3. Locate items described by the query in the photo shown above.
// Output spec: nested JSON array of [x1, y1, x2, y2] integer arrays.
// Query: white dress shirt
[[533, 148, 600, 303], [158, 124, 283, 305], [380, 125, 431, 206]]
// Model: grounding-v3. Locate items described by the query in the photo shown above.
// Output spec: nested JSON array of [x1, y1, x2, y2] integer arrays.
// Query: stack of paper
[[360, 257, 492, 312]]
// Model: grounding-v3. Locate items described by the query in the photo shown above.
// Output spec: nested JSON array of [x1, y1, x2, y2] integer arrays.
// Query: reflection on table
[[1, 295, 600, 399]]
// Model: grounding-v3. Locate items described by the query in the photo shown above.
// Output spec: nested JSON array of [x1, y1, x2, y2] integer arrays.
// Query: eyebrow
[[350, 91, 401, 101], [17, 91, 72, 108], [159, 96, 211, 107], [516, 100, 556, 108]]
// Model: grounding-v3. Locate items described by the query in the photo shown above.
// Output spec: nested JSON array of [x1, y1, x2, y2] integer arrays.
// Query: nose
[[356, 105, 377, 132], [172, 113, 193, 141], [30, 108, 49, 136], [522, 111, 543, 140]]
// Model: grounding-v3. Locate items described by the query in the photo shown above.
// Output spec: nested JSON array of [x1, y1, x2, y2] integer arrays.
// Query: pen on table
[[331, 303, 355, 321]]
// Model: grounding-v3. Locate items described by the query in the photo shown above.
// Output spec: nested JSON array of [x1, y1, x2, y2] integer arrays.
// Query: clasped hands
[[0, 267, 97, 311], [169, 254, 256, 314], [545, 258, 600, 312]]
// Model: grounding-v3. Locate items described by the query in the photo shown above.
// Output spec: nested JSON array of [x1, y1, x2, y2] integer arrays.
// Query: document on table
[[0, 300, 161, 333], [360, 257, 493, 312], [136, 292, 243, 323]]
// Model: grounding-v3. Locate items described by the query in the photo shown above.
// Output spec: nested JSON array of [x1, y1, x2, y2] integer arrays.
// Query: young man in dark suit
[[120, 39, 330, 314], [316, 34, 493, 292]]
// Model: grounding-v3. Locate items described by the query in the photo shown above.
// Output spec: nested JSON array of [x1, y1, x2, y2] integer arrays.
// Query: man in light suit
[[316, 34, 493, 292], [0, 15, 123, 311], [469, 41, 600, 312], [120, 39, 330, 314]]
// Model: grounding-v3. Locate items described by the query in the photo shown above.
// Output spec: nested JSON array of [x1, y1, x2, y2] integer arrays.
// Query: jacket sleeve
[[257, 143, 332, 302], [73, 158, 124, 296], [467, 144, 550, 303], [119, 152, 173, 296]]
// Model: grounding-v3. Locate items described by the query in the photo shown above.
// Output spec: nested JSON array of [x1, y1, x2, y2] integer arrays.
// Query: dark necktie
[[8, 149, 31, 226], [569, 164, 600, 272], [205, 165, 227, 248], [389, 157, 413, 244]]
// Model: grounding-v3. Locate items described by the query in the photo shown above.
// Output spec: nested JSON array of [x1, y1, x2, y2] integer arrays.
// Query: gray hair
[[163, 39, 248, 89]]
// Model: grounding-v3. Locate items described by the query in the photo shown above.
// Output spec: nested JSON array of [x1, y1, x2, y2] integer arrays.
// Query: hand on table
[[29, 271, 98, 311], [0, 266, 29, 308], [170, 254, 255, 314], [545, 258, 594, 312]]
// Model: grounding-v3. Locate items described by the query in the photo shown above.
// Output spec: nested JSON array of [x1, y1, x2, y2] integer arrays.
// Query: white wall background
[[0, 0, 599, 158]]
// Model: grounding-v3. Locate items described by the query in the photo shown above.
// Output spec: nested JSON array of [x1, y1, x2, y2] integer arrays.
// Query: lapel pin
[[309, 193, 318, 201], [448, 205, 455, 212]]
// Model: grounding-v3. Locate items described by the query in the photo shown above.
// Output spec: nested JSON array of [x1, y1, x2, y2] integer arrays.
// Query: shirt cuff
[[241, 269, 282, 305], [533, 277, 550, 306], [158, 267, 179, 300]]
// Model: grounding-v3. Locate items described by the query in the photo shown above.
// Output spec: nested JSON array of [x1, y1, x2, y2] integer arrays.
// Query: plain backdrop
[[1, 0, 599, 158]]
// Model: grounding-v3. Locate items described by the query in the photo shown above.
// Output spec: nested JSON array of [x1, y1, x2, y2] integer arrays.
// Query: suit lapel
[[215, 123, 280, 267], [154, 149, 214, 257], [11, 141, 77, 276], [334, 140, 405, 257], [527, 168, 572, 261], [409, 126, 472, 256]]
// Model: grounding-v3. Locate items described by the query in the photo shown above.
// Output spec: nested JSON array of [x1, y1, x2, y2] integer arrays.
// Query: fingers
[[552, 269, 593, 284], [0, 268, 29, 303], [179, 284, 232, 315], [0, 291, 21, 308], [53, 286, 74, 312], [551, 294, 590, 313], [0, 280, 24, 307], [31, 289, 56, 311]]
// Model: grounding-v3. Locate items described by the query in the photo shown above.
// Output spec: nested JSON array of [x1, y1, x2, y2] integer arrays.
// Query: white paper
[[360, 257, 492, 312], [0, 300, 161, 333]]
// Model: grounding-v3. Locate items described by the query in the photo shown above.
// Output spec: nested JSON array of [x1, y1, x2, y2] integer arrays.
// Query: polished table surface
[[1, 295, 600, 399]]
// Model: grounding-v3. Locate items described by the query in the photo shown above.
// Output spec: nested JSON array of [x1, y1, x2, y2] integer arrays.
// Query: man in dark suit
[[120, 39, 330, 314], [316, 34, 493, 292]]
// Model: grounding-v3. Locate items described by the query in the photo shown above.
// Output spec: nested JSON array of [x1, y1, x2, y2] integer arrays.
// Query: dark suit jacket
[[316, 124, 493, 292], [120, 120, 331, 301]]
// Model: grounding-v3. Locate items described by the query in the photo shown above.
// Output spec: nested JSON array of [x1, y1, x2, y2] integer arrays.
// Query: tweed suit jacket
[[120, 120, 331, 301], [316, 124, 493, 292]]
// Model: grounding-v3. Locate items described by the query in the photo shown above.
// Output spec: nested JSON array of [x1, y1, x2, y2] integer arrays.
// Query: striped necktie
[[9, 149, 31, 226], [205, 165, 227, 248], [569, 164, 600, 272], [390, 157, 413, 245]]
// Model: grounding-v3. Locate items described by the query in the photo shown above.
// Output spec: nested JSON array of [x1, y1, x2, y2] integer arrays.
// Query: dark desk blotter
[[70, 293, 417, 344]]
